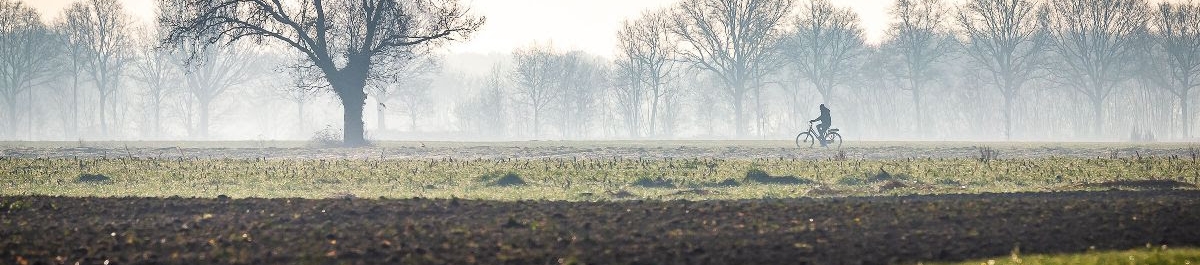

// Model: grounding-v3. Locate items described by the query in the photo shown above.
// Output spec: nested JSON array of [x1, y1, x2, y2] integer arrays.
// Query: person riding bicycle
[[809, 104, 831, 146]]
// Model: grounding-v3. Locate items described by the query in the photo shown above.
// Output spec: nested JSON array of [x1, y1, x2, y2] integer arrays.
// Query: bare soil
[[4, 190, 1198, 265]]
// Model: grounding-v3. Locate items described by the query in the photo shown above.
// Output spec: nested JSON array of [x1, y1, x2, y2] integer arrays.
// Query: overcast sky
[[28, 0, 908, 57]]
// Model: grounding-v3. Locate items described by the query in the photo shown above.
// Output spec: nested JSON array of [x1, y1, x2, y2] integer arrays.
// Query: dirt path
[[4, 190, 1198, 264], [1, 142, 1195, 160]]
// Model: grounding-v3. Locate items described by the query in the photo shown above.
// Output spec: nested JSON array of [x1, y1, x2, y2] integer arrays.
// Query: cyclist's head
[[820, 104, 827, 110]]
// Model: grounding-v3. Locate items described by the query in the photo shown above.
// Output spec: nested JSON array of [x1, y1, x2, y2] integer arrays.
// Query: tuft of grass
[[75, 173, 111, 183]]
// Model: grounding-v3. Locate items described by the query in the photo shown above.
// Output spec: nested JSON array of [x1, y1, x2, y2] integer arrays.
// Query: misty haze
[[0, 0, 1193, 143], [2, 0, 1200, 264]]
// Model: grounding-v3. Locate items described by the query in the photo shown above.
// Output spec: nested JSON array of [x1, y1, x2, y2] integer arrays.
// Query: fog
[[2, 0, 1198, 143]]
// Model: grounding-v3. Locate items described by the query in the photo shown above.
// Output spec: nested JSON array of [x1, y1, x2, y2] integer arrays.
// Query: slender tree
[[53, 2, 90, 138], [956, 0, 1049, 140], [783, 0, 866, 106], [62, 0, 134, 137], [886, 0, 956, 135], [369, 52, 441, 132], [160, 0, 483, 146], [553, 51, 607, 138], [670, 0, 794, 137], [0, 0, 57, 137], [177, 44, 258, 138], [130, 24, 180, 138], [1048, 0, 1149, 136], [510, 44, 560, 137], [613, 54, 646, 138], [616, 10, 676, 137]]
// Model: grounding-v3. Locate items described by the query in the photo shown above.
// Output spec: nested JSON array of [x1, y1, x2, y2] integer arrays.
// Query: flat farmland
[[2, 141, 1199, 264]]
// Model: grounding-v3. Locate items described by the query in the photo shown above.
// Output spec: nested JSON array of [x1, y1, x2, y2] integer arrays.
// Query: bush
[[309, 125, 343, 148]]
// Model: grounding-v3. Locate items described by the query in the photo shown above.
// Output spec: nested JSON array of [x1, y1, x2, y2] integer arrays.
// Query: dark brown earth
[[3, 191, 1199, 265]]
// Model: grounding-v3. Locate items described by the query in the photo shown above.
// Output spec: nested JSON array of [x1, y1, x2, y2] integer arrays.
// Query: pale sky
[[28, 0, 898, 57]]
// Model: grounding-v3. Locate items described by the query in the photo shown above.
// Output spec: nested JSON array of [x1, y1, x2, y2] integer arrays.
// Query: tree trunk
[[1182, 89, 1190, 138], [754, 84, 764, 137], [733, 91, 745, 137], [99, 92, 108, 137], [377, 102, 387, 131], [533, 108, 541, 138], [340, 90, 367, 146], [1004, 92, 1014, 141], [297, 101, 305, 135], [5, 96, 15, 137], [649, 77, 661, 137], [409, 112, 417, 132], [1092, 96, 1104, 137], [327, 56, 370, 147], [70, 67, 79, 138], [153, 99, 162, 139], [911, 79, 923, 136], [198, 99, 210, 139]]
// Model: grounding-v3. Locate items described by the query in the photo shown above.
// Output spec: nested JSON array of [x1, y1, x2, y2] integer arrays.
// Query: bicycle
[[795, 121, 842, 148]]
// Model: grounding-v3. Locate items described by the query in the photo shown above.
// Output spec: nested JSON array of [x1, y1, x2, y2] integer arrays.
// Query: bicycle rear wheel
[[795, 132, 814, 148], [826, 132, 843, 148]]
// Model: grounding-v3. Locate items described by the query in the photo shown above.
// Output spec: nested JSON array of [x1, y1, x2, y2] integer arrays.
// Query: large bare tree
[[0, 0, 56, 137], [616, 9, 676, 137], [956, 0, 1049, 140], [1145, 1, 1200, 138], [670, 0, 794, 137], [160, 0, 483, 146], [62, 0, 134, 137], [886, 0, 956, 135], [1048, 0, 1149, 136], [783, 0, 865, 106]]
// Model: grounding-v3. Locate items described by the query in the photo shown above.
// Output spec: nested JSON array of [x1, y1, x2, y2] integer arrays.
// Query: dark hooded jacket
[[810, 104, 830, 124]]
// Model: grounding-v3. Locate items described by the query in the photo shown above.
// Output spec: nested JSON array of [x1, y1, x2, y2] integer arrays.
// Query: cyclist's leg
[[817, 123, 830, 145]]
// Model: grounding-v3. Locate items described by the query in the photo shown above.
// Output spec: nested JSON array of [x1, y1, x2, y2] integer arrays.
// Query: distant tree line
[[455, 0, 1199, 141], [2, 0, 1199, 143]]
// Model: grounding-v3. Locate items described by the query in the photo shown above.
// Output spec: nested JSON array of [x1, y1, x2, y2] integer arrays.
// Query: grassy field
[[2, 141, 1197, 200], [925, 246, 1200, 265]]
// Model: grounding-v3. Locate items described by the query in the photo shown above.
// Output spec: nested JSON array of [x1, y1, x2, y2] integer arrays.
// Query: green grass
[[923, 246, 1200, 265], [1, 150, 1196, 200]]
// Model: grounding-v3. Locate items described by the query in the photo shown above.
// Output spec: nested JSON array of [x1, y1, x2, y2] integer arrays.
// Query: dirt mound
[[631, 176, 676, 188], [744, 168, 814, 185], [480, 171, 526, 187]]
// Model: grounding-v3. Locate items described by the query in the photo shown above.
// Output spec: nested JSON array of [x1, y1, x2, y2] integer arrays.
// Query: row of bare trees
[[0, 0, 470, 143], [451, 0, 1199, 141]]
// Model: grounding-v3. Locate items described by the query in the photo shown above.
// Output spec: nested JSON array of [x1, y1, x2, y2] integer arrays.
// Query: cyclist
[[808, 104, 831, 146]]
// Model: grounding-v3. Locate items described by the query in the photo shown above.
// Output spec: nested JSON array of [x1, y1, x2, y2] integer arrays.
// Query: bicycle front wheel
[[826, 132, 843, 148], [796, 132, 814, 148]]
